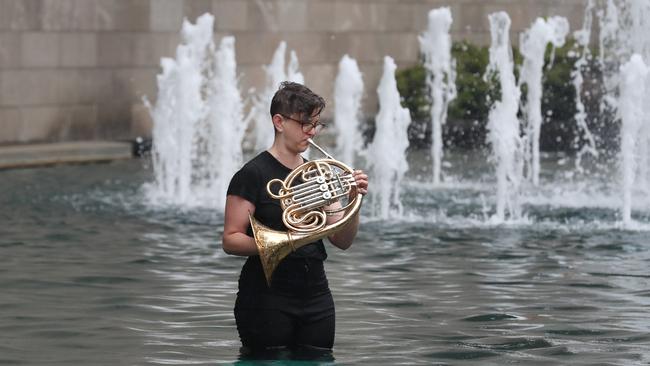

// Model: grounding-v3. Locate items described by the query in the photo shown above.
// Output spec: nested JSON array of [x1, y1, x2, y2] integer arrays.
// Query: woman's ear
[[271, 114, 284, 132]]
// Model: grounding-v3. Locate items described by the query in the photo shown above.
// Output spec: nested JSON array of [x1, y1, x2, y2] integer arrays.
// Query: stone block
[[246, 0, 278, 32], [0, 70, 60, 106], [150, 0, 184, 31], [306, 1, 336, 32], [133, 33, 176, 66], [0, 69, 87, 107], [41, 0, 79, 30], [301, 63, 335, 117], [184, 0, 213, 22], [0, 0, 42, 31], [385, 2, 416, 32], [245, 0, 309, 32], [282, 33, 333, 64], [55, 70, 84, 104], [97, 32, 135, 67], [113, 68, 157, 102], [332, 1, 365, 32], [458, 2, 489, 33], [273, 1, 308, 32], [0, 107, 22, 143], [41, 0, 116, 31], [60, 33, 98, 67], [113, 0, 151, 31], [19, 106, 68, 142], [333, 1, 389, 32], [21, 32, 60, 68], [213, 0, 249, 31], [0, 32, 21, 68], [344, 33, 381, 63], [238, 64, 266, 94], [380, 33, 419, 63], [325, 33, 353, 63], [67, 105, 99, 140], [92, 0, 120, 31], [97, 100, 133, 140], [357, 62, 384, 115], [131, 102, 153, 138], [77, 69, 114, 104], [234, 32, 284, 65]]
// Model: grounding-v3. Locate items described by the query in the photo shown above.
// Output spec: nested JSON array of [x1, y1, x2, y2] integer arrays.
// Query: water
[[485, 12, 523, 223], [249, 41, 305, 153], [145, 14, 245, 209], [419, 7, 457, 185], [571, 0, 599, 172], [6, 4, 650, 364], [518, 16, 569, 186], [594, 0, 650, 226], [365, 56, 412, 220], [618, 54, 648, 225], [2, 157, 650, 365], [334, 54, 364, 167]]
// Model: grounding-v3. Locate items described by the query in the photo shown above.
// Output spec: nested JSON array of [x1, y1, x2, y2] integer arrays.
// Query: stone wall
[[0, 0, 588, 144]]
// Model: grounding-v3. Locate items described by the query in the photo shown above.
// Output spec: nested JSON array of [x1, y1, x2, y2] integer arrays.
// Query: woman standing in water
[[222, 81, 368, 354]]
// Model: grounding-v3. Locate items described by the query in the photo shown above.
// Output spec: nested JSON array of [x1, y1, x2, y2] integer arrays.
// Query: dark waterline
[[1, 159, 649, 365]]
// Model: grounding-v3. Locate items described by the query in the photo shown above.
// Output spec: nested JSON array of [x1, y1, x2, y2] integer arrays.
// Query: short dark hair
[[270, 81, 326, 121]]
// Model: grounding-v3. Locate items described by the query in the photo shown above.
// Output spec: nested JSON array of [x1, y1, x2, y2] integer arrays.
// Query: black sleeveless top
[[227, 151, 329, 294]]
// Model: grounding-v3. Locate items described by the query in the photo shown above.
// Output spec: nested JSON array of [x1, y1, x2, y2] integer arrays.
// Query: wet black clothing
[[227, 151, 335, 349]]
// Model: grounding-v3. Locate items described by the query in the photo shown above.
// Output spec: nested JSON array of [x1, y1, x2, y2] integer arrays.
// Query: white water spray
[[598, 0, 630, 113], [572, 0, 599, 173], [519, 16, 569, 186], [485, 12, 523, 222], [287, 50, 305, 85], [334, 55, 364, 166], [593, 0, 650, 217], [366, 56, 412, 219], [145, 14, 245, 209], [250, 42, 304, 152], [419, 7, 457, 185], [624, 0, 650, 190], [618, 54, 648, 225], [206, 36, 247, 208]]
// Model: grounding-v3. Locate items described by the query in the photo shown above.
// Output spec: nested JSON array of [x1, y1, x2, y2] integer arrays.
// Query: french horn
[[249, 138, 362, 286]]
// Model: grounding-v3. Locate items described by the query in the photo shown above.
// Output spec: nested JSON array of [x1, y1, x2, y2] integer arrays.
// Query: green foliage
[[395, 63, 430, 124], [395, 39, 589, 151], [539, 40, 579, 150], [449, 41, 492, 125]]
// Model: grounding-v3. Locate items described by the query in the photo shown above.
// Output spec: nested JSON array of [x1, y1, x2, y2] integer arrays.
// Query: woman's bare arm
[[222, 195, 259, 256]]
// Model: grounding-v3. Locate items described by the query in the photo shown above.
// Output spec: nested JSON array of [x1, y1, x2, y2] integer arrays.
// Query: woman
[[222, 82, 368, 354]]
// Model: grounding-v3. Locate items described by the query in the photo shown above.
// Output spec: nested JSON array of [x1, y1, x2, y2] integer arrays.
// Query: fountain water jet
[[249, 42, 304, 153], [572, 0, 599, 173], [485, 12, 523, 222], [365, 56, 412, 219], [334, 55, 364, 166], [593, 0, 650, 219], [618, 54, 648, 225], [144, 14, 245, 209], [518, 16, 569, 186], [419, 7, 456, 185]]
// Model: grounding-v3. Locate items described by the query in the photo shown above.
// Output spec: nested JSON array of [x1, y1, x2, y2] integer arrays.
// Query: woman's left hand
[[352, 170, 369, 196]]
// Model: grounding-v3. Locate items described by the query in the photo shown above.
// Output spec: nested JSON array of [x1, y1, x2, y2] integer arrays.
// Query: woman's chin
[[298, 141, 310, 151]]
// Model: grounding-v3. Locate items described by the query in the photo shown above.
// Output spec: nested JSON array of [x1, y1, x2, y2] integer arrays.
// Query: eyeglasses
[[280, 114, 327, 133]]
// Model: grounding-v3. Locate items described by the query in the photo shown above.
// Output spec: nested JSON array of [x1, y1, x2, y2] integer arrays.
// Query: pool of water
[[1, 156, 649, 365]]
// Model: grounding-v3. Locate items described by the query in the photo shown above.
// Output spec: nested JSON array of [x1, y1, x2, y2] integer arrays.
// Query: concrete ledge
[[0, 141, 133, 169]]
